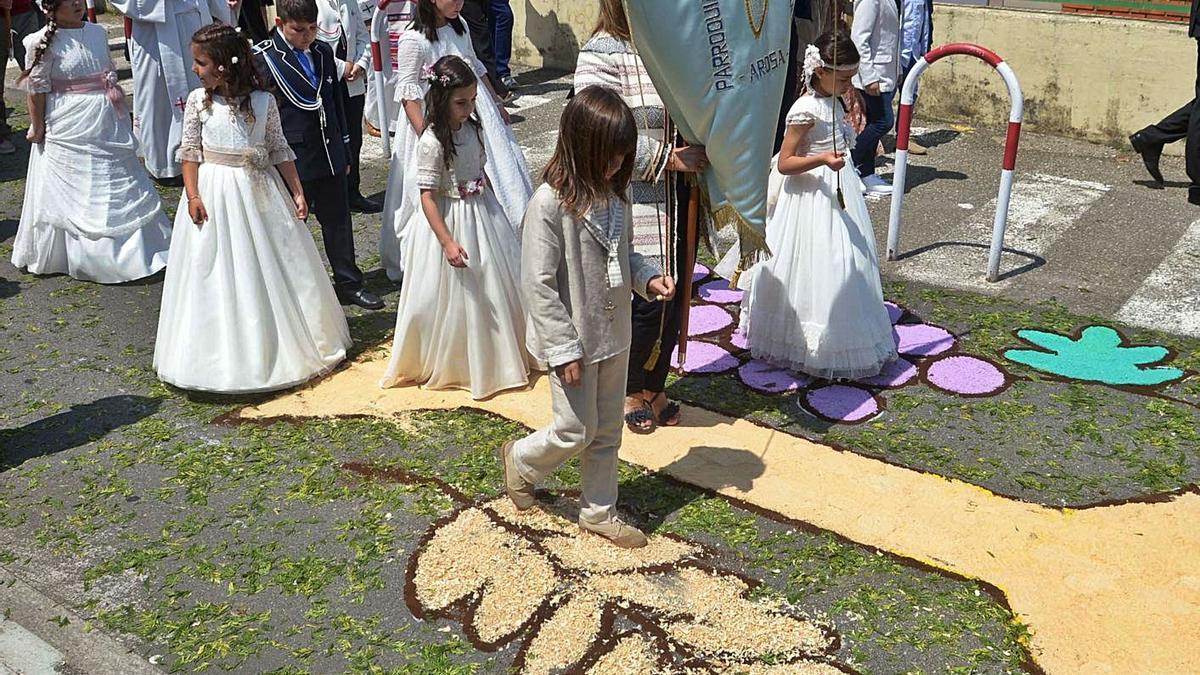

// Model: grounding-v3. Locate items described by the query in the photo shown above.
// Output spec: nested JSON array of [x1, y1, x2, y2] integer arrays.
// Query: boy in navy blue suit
[[254, 0, 384, 310]]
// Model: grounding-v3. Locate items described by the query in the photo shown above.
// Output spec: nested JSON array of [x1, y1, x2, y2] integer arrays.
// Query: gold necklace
[[745, 0, 768, 38]]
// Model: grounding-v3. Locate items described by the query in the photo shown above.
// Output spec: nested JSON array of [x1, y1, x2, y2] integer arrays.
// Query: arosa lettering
[[749, 48, 785, 82], [702, 0, 734, 91]]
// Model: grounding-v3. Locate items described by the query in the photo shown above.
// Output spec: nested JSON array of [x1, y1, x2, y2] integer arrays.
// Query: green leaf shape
[[1003, 325, 1185, 387]]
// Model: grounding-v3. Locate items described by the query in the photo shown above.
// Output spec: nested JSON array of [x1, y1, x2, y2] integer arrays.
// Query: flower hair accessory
[[421, 63, 452, 87], [231, 56, 239, 64], [802, 43, 858, 93]]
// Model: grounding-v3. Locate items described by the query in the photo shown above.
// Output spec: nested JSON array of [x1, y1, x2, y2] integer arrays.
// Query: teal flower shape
[[1003, 325, 1185, 388]]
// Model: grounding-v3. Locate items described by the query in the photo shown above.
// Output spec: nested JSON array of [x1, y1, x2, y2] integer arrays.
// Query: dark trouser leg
[[341, 85, 366, 199], [237, 0, 270, 42], [303, 176, 364, 292], [626, 177, 692, 396], [461, 0, 504, 95], [851, 89, 894, 178], [490, 0, 513, 80], [1187, 40, 1200, 193], [774, 19, 801, 155]]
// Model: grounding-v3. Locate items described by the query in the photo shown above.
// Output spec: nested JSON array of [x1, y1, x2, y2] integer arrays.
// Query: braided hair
[[20, 0, 65, 80], [424, 55, 481, 170], [191, 23, 264, 123]]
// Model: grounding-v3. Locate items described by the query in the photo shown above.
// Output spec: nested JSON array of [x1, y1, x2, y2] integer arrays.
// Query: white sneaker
[[861, 174, 893, 195]]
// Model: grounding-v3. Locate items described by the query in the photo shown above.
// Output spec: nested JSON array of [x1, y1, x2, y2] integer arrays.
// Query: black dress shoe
[[1189, 187, 1200, 206], [338, 287, 385, 310], [349, 194, 383, 214], [154, 175, 184, 188], [1129, 132, 1164, 184]]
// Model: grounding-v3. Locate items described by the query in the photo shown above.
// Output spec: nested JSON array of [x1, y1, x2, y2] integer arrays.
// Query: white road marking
[[1115, 218, 1200, 338], [888, 172, 1110, 289]]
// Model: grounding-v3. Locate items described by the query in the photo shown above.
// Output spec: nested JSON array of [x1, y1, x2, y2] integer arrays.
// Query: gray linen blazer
[[521, 184, 661, 368]]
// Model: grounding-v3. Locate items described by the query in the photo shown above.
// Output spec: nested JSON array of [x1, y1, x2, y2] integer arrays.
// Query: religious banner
[[623, 0, 795, 263]]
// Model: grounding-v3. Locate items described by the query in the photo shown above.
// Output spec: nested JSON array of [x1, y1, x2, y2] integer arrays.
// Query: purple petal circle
[[856, 358, 919, 388], [671, 341, 739, 374], [804, 385, 881, 423], [688, 305, 734, 337], [893, 323, 956, 357], [698, 279, 745, 305], [738, 359, 812, 394], [925, 355, 1007, 396], [730, 329, 749, 351], [885, 301, 905, 325], [693, 263, 710, 284]]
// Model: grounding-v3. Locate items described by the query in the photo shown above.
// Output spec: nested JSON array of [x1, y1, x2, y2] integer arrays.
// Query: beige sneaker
[[909, 140, 928, 155], [497, 440, 536, 510], [578, 516, 648, 549]]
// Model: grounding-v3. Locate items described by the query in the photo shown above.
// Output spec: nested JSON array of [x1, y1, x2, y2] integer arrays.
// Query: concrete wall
[[508, 2, 1193, 151]]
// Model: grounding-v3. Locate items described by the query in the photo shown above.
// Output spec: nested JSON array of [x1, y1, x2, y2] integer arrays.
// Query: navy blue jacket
[[254, 30, 350, 181]]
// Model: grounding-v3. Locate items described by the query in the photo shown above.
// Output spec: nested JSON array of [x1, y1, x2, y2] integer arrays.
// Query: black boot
[[1129, 131, 1164, 184]]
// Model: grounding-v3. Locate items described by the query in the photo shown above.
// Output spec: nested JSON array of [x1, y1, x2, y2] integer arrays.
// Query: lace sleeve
[[22, 32, 51, 94], [415, 131, 445, 191], [176, 89, 205, 163], [263, 95, 297, 165], [392, 33, 427, 102]]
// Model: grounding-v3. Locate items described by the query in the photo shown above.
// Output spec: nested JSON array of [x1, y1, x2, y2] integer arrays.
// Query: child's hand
[[556, 360, 582, 387], [822, 151, 846, 171], [187, 196, 208, 227], [345, 63, 363, 81], [443, 240, 469, 268], [292, 191, 308, 220], [26, 124, 45, 145], [647, 275, 676, 301]]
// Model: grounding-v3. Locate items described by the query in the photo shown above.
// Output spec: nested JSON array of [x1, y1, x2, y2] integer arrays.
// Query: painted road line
[[890, 172, 1110, 290], [1115, 217, 1200, 338]]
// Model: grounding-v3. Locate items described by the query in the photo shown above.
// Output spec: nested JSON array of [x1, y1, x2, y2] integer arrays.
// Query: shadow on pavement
[[1, 395, 163, 471]]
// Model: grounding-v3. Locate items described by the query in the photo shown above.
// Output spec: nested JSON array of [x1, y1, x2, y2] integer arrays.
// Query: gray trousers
[[513, 350, 628, 524]]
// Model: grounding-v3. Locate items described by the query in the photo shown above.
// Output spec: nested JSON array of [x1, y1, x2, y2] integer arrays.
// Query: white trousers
[[512, 350, 628, 524]]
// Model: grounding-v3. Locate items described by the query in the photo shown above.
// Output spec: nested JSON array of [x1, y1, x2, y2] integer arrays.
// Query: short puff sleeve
[[784, 95, 821, 127], [414, 130, 446, 192], [22, 32, 51, 94]]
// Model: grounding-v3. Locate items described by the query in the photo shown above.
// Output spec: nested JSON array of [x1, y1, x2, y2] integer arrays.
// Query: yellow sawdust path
[[239, 357, 1200, 675]]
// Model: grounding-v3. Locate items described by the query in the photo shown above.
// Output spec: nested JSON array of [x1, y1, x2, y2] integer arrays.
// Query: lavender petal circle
[[893, 323, 956, 357], [730, 329, 749, 351], [925, 355, 1007, 396], [856, 358, 919, 388], [699, 278, 745, 305], [804, 385, 881, 423], [885, 301, 904, 325], [671, 341, 739, 374], [738, 359, 812, 394], [688, 305, 735, 336], [693, 263, 710, 284]]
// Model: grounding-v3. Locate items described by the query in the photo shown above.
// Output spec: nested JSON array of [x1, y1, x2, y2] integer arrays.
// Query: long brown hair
[[20, 0, 65, 81], [424, 55, 482, 169], [593, 0, 631, 42], [191, 23, 265, 123], [542, 85, 637, 216]]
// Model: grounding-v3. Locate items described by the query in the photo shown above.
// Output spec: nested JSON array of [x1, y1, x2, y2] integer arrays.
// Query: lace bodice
[[415, 124, 487, 198], [177, 89, 295, 165], [22, 23, 113, 94], [785, 94, 857, 153], [392, 24, 488, 103]]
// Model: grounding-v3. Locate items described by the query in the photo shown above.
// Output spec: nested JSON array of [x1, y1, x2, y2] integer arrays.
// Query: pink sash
[[51, 71, 128, 117]]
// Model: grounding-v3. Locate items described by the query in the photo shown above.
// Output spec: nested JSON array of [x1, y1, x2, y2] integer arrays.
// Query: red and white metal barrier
[[85, 0, 96, 22], [886, 43, 1024, 283], [370, 0, 395, 157]]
